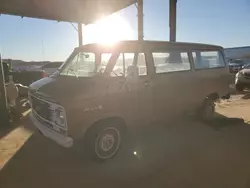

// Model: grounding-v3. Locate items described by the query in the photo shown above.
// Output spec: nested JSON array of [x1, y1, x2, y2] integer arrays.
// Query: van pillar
[[78, 23, 83, 46], [0, 54, 9, 126]]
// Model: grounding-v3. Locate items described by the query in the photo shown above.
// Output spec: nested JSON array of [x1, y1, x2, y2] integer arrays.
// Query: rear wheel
[[85, 119, 126, 161]]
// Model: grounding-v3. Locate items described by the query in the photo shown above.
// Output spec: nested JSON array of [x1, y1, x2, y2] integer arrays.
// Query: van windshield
[[60, 52, 97, 77]]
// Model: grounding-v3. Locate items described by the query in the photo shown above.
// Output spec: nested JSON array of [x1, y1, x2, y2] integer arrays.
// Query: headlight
[[54, 108, 66, 127], [236, 71, 243, 77]]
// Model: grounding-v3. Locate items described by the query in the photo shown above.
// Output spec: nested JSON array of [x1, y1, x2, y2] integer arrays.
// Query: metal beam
[[78, 23, 83, 46], [137, 0, 144, 41], [0, 0, 137, 24], [169, 0, 177, 42]]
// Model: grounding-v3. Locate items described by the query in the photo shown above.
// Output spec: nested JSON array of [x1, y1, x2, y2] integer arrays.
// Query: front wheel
[[85, 119, 126, 161]]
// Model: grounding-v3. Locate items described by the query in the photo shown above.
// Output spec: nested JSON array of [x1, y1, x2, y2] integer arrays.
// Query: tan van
[[28, 41, 232, 160]]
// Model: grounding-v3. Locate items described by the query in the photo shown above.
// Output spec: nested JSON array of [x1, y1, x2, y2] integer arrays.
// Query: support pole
[[134, 0, 144, 66], [137, 0, 144, 41], [78, 23, 83, 46], [0, 54, 9, 126], [168, 0, 181, 63], [169, 0, 177, 42]]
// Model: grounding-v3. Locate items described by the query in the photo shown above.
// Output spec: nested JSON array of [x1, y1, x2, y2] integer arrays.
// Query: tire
[[198, 99, 215, 121], [84, 119, 126, 162], [236, 84, 244, 92]]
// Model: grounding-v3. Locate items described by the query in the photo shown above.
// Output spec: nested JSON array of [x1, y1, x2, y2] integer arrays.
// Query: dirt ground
[[1, 94, 250, 188]]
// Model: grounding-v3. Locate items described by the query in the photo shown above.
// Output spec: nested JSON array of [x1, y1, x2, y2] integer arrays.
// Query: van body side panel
[[191, 68, 232, 100], [64, 76, 152, 138], [151, 71, 198, 122]]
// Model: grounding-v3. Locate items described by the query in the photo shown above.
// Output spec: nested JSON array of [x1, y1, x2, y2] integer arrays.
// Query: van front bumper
[[29, 111, 73, 148]]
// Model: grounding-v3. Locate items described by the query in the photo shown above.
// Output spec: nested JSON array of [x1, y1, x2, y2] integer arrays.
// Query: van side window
[[99, 53, 112, 73], [152, 52, 191, 73], [136, 53, 147, 76], [110, 53, 147, 77], [192, 51, 225, 69]]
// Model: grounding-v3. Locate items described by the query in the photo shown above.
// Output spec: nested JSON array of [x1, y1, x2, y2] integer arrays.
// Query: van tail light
[[42, 71, 46, 78]]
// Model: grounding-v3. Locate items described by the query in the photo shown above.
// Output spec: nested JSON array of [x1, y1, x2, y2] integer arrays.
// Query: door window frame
[[102, 49, 153, 78], [191, 50, 226, 71], [150, 50, 193, 76]]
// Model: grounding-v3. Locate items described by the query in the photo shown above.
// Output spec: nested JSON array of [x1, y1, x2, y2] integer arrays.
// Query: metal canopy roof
[[0, 0, 136, 24]]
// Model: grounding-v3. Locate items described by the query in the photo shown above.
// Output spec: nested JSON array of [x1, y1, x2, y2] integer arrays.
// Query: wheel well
[[206, 93, 219, 101], [84, 116, 127, 138]]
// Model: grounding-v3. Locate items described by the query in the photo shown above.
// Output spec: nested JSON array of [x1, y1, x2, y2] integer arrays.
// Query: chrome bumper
[[29, 111, 73, 148]]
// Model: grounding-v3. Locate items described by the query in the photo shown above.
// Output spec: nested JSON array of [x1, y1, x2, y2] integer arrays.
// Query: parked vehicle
[[2, 61, 24, 119], [235, 63, 250, 91], [40, 62, 63, 77], [228, 59, 246, 73], [12, 70, 45, 86], [28, 41, 232, 161]]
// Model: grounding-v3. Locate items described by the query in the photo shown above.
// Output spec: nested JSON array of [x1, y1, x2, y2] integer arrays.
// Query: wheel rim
[[95, 127, 121, 159]]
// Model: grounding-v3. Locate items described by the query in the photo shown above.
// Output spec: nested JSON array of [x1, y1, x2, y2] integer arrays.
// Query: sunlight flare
[[84, 13, 134, 45]]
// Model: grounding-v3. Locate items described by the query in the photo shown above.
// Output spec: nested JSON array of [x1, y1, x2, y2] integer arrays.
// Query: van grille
[[30, 95, 53, 121], [30, 94, 67, 135]]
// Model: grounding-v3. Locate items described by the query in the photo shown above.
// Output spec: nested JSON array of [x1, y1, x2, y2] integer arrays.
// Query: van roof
[[75, 40, 223, 52]]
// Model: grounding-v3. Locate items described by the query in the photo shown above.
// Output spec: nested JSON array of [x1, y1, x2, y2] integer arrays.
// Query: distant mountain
[[2, 59, 63, 71]]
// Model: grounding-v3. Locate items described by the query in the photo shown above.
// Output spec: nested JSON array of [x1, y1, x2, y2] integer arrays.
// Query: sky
[[0, 0, 250, 61]]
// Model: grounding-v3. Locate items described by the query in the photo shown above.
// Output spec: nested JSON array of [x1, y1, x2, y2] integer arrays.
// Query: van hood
[[29, 77, 54, 93], [240, 69, 250, 74], [29, 76, 87, 104]]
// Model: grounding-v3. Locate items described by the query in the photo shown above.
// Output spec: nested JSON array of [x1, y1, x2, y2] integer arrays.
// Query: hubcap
[[100, 134, 115, 152], [95, 127, 121, 159]]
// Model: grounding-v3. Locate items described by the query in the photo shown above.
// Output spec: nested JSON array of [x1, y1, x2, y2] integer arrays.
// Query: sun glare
[[84, 13, 134, 45]]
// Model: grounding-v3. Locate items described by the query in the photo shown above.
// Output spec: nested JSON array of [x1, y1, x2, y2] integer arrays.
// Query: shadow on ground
[[0, 123, 19, 140], [0, 97, 31, 139], [242, 91, 250, 99], [203, 113, 245, 131]]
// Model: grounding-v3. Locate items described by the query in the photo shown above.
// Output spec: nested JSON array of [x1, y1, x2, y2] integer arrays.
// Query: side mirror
[[80, 53, 89, 59]]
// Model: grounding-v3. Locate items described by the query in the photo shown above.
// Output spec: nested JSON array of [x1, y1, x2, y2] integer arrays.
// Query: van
[[28, 41, 232, 161]]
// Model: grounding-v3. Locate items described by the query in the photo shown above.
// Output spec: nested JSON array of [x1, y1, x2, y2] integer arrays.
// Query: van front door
[[129, 53, 153, 127], [106, 52, 153, 127]]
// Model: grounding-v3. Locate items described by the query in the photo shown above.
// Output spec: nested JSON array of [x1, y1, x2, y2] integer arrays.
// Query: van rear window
[[192, 51, 225, 70], [152, 52, 191, 74]]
